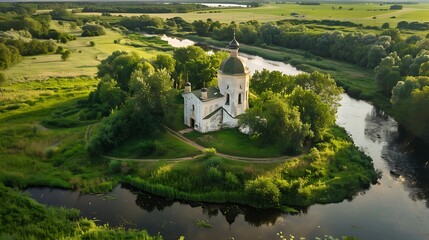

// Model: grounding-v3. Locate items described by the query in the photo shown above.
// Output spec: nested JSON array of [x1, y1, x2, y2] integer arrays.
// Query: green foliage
[[173, 46, 228, 88], [0, 184, 79, 239], [245, 177, 281, 208], [240, 92, 311, 154], [152, 53, 176, 74], [391, 76, 429, 144], [245, 70, 342, 151], [0, 42, 22, 70], [88, 68, 173, 154], [81, 24, 106, 37], [97, 51, 140, 91], [61, 50, 72, 61], [0, 184, 163, 239], [375, 52, 402, 96]]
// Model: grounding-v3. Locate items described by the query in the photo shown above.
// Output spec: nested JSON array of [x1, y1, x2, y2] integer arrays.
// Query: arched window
[[192, 104, 195, 111], [225, 94, 230, 105], [238, 93, 242, 104]]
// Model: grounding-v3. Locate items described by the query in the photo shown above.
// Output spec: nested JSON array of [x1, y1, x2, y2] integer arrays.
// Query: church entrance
[[190, 118, 195, 128]]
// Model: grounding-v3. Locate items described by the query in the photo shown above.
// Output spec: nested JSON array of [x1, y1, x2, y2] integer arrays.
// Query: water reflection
[[128, 185, 286, 227], [361, 106, 429, 207]]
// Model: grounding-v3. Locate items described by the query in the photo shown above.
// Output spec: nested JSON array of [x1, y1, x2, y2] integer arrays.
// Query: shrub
[[81, 24, 106, 37], [244, 177, 281, 208], [61, 50, 71, 61]]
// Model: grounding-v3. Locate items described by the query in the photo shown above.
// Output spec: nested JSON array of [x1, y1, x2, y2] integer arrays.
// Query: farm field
[[111, 3, 429, 27]]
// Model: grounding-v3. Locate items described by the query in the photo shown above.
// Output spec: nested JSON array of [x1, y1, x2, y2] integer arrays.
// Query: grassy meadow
[[140, 3, 429, 28], [3, 22, 168, 83]]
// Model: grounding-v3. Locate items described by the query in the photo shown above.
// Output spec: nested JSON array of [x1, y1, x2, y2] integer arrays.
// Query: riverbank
[[0, 183, 163, 239]]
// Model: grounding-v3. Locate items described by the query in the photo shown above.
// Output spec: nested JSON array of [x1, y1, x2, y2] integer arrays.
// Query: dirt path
[[86, 123, 301, 163]]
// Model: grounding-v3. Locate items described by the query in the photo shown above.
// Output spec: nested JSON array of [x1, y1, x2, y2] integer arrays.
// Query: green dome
[[219, 57, 246, 74]]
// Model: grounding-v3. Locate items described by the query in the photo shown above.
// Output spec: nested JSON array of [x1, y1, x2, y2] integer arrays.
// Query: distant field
[[113, 3, 429, 27], [4, 23, 162, 83]]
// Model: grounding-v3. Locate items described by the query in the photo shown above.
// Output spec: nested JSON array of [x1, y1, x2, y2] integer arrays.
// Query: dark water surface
[[26, 37, 429, 240]]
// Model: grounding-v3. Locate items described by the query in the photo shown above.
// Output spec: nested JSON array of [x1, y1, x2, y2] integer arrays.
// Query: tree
[[419, 61, 429, 76], [381, 23, 390, 29], [173, 46, 225, 89], [0, 72, 6, 95], [81, 24, 106, 37], [61, 50, 71, 61], [87, 69, 173, 155], [152, 54, 175, 74], [292, 71, 343, 114], [192, 20, 210, 36], [375, 53, 402, 96], [367, 45, 387, 68], [250, 70, 292, 96], [288, 86, 335, 140], [97, 51, 140, 91], [240, 92, 311, 154], [98, 76, 125, 109]]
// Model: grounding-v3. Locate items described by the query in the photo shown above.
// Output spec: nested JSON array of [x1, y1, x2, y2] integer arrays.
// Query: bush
[[81, 24, 106, 37], [61, 50, 71, 61], [89, 41, 95, 46], [244, 177, 281, 208]]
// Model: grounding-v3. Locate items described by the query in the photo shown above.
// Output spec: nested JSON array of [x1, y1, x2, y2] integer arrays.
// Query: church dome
[[219, 57, 247, 74], [229, 38, 239, 49]]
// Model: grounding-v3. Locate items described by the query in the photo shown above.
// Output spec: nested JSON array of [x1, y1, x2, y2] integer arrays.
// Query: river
[[26, 36, 429, 240]]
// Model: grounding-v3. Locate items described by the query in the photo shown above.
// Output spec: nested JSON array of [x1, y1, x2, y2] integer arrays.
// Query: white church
[[182, 36, 250, 133]]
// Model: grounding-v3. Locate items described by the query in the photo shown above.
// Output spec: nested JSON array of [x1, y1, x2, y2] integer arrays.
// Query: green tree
[[98, 76, 125, 109], [419, 61, 429, 76], [61, 50, 71, 61], [152, 54, 175, 74], [173, 46, 225, 89], [244, 177, 281, 208], [375, 53, 402, 96], [240, 92, 311, 153], [250, 70, 292, 96], [288, 86, 335, 140], [293, 71, 343, 114], [97, 51, 140, 91], [87, 69, 173, 154], [0, 72, 6, 95], [381, 22, 390, 29]]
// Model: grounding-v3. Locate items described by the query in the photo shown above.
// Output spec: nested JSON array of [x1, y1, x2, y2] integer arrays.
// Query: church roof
[[190, 86, 223, 102], [229, 38, 239, 49], [219, 57, 247, 74]]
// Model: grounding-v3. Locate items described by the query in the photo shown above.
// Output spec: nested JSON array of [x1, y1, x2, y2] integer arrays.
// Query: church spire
[[228, 30, 239, 58], [229, 30, 239, 50]]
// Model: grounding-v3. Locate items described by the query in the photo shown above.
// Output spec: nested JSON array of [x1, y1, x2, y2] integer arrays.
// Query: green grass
[[108, 133, 201, 159], [185, 128, 283, 158], [123, 126, 378, 208], [3, 22, 167, 83], [0, 77, 116, 192], [142, 3, 429, 28]]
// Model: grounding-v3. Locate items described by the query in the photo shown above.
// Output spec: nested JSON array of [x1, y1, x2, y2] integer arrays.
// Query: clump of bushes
[[81, 24, 106, 37]]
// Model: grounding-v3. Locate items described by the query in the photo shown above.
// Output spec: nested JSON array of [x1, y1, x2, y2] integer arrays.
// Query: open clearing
[[3, 27, 161, 83]]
